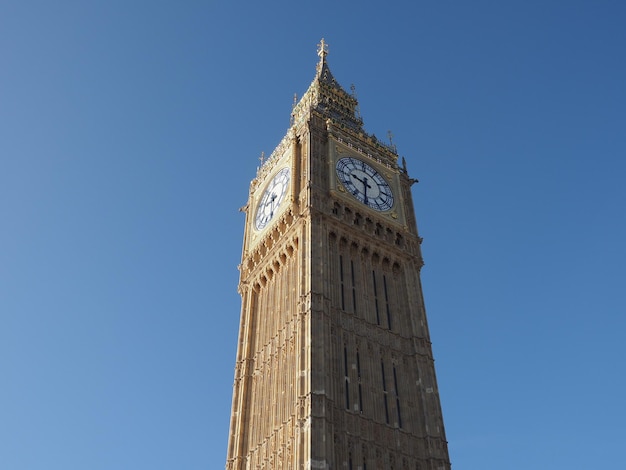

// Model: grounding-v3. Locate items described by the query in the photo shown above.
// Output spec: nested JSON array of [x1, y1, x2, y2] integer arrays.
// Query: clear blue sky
[[2, 1, 625, 469]]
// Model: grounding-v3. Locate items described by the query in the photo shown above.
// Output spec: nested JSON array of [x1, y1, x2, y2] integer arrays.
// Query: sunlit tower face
[[226, 40, 451, 470]]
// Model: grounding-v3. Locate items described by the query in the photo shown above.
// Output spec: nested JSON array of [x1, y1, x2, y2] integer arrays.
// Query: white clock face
[[336, 157, 394, 211], [255, 167, 291, 230]]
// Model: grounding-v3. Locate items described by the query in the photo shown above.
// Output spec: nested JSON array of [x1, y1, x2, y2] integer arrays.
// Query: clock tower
[[226, 40, 451, 470]]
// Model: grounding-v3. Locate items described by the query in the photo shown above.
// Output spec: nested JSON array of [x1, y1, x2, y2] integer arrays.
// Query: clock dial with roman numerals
[[336, 157, 394, 211], [255, 167, 290, 230]]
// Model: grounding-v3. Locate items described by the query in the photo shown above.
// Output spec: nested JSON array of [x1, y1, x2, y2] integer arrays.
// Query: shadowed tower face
[[226, 40, 451, 470]]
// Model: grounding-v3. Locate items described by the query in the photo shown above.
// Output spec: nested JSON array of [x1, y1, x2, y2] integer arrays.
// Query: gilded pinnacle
[[317, 38, 328, 60]]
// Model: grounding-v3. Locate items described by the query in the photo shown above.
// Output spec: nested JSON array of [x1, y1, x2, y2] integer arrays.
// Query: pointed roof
[[315, 38, 341, 89], [291, 39, 363, 131]]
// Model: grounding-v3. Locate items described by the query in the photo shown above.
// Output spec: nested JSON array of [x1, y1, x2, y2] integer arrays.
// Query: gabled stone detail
[[252, 128, 295, 193]]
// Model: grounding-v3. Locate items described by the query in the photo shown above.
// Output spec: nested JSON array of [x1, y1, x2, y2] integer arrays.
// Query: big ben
[[226, 40, 451, 470]]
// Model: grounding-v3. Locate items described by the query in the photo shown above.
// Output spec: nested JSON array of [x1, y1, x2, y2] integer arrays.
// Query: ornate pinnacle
[[388, 130, 397, 152], [317, 38, 328, 60]]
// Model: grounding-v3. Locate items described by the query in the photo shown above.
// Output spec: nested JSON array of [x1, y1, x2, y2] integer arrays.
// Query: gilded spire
[[315, 38, 339, 87], [316, 38, 330, 77], [291, 40, 364, 132], [317, 38, 328, 61]]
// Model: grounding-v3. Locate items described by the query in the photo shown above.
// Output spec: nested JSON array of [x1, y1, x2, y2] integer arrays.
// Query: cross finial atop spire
[[388, 130, 397, 152], [317, 38, 328, 60]]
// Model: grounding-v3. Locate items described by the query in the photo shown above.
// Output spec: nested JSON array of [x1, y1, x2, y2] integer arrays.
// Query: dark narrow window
[[372, 270, 380, 325], [381, 361, 389, 424], [348, 454, 353, 470], [383, 274, 392, 330], [357, 350, 363, 412], [340, 255, 345, 310], [351, 260, 357, 313], [383, 395, 390, 424], [358, 383, 363, 413], [381, 361, 387, 391], [344, 345, 350, 410], [393, 364, 399, 392], [393, 365, 402, 428]]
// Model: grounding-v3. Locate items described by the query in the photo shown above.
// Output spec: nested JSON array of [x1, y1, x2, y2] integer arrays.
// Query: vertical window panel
[[383, 274, 392, 330], [372, 271, 380, 325]]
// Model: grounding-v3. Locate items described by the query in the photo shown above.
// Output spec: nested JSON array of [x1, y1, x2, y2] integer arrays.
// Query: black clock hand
[[351, 173, 372, 189], [362, 179, 369, 204], [269, 193, 278, 215], [351, 173, 372, 203]]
